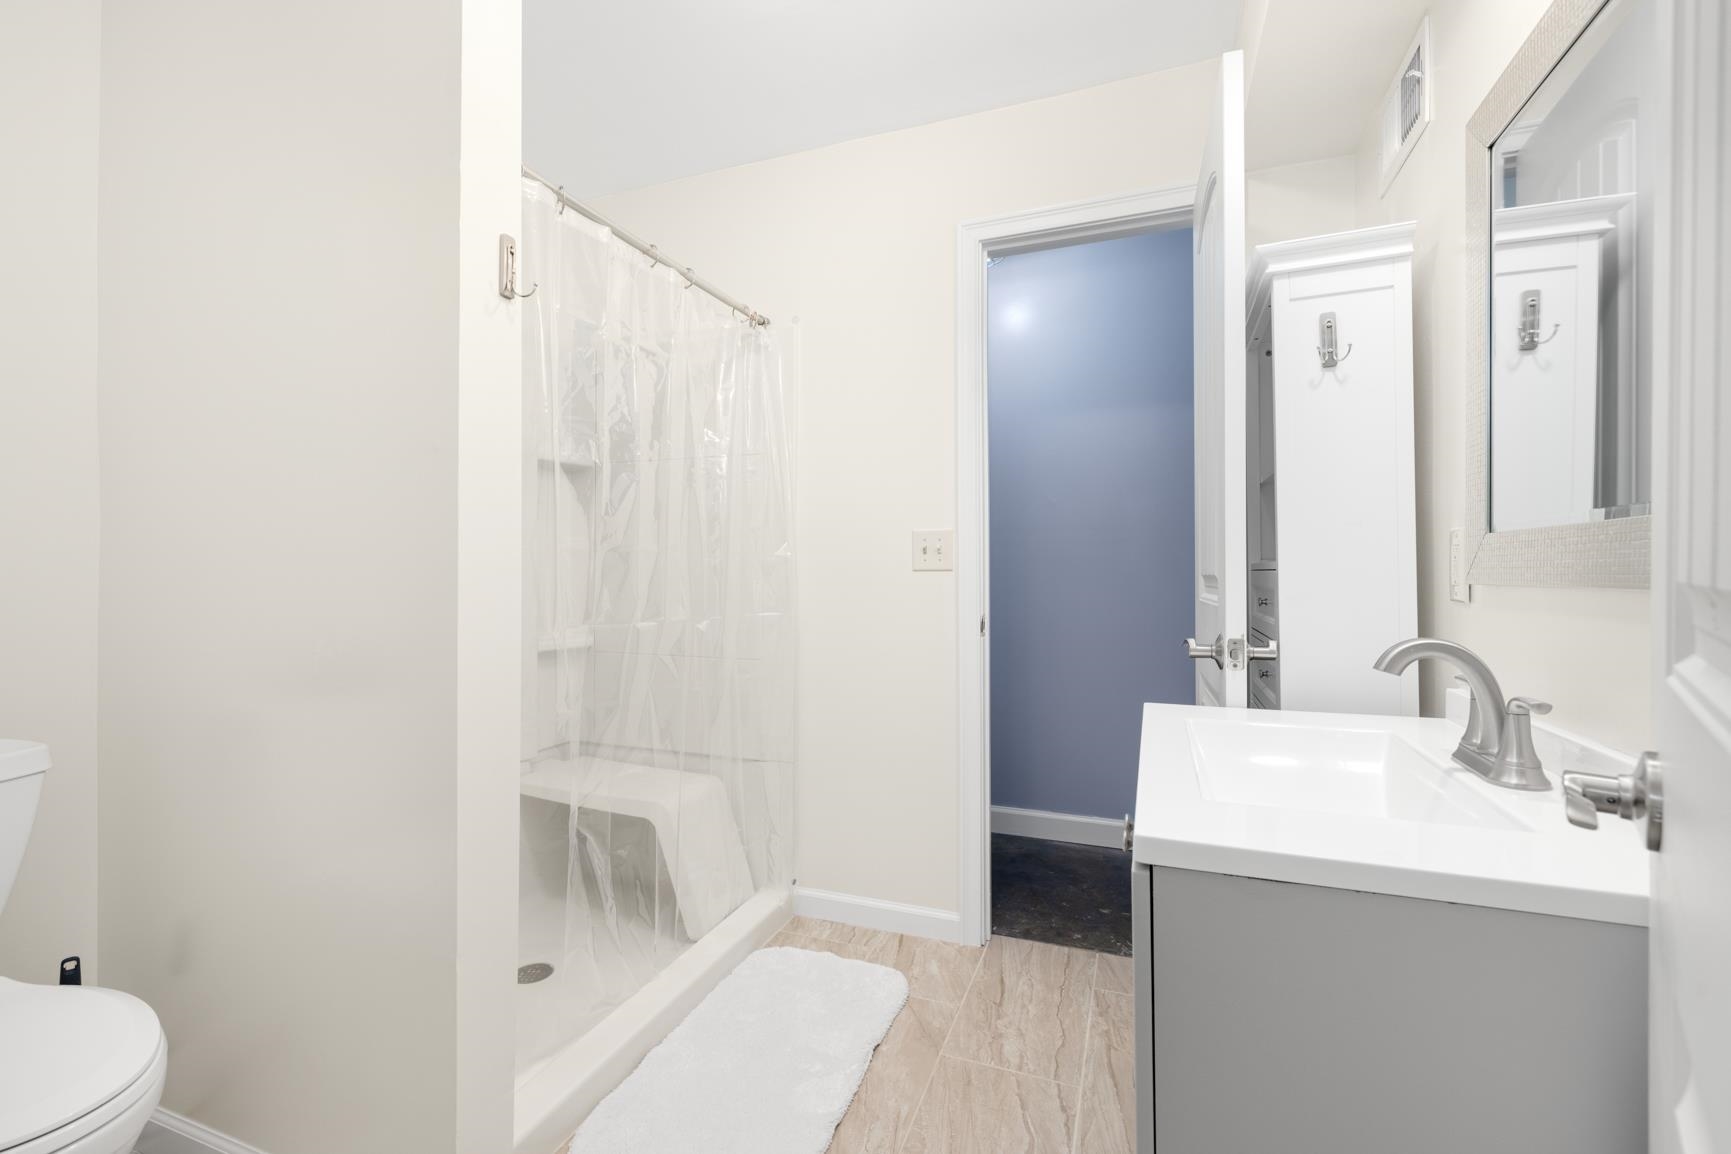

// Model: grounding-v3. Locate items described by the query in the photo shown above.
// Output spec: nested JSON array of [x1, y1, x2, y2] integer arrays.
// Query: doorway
[[985, 228, 1194, 953], [955, 186, 1197, 948]]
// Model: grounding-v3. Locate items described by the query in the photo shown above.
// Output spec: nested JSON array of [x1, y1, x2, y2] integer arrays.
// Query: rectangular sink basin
[[1135, 703, 1648, 926], [1186, 719, 1528, 831]]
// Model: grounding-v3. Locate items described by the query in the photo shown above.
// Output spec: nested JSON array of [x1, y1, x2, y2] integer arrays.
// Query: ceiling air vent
[[1379, 18, 1432, 194]]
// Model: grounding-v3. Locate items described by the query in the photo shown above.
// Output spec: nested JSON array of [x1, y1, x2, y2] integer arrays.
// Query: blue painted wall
[[987, 228, 1195, 821]]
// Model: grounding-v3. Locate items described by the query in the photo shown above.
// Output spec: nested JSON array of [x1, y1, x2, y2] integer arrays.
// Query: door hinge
[[979, 615, 987, 637]]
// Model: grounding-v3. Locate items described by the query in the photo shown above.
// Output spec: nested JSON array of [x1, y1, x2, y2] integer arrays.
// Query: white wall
[[96, 3, 519, 1152], [1351, 0, 1651, 752], [0, 0, 102, 985], [593, 66, 1216, 913], [1248, 156, 1358, 249]]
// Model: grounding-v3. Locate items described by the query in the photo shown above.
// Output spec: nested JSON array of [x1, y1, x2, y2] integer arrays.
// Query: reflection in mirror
[[1489, 0, 1653, 532]]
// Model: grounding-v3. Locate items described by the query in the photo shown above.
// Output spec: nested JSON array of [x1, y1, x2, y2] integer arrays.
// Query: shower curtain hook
[[647, 244, 661, 269], [555, 186, 566, 214]]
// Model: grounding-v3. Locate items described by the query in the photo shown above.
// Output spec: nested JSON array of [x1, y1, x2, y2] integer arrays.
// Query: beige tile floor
[[772, 919, 1136, 1154], [554, 923, 1136, 1154]]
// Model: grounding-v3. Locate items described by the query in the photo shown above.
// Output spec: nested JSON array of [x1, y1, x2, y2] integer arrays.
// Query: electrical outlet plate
[[913, 530, 954, 572], [1450, 527, 1471, 603]]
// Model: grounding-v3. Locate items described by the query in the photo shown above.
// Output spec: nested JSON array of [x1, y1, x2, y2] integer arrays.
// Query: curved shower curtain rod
[[521, 165, 771, 328]]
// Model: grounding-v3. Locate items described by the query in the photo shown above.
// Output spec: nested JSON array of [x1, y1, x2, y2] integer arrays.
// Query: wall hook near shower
[[1317, 311, 1353, 368], [1517, 289, 1561, 350], [499, 233, 537, 300]]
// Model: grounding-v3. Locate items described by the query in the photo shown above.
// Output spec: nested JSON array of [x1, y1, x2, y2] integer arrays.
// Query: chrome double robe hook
[[1517, 289, 1561, 350], [1317, 311, 1353, 368], [498, 233, 536, 300]]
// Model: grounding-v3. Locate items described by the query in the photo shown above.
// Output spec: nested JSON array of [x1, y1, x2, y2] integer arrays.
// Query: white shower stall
[[512, 177, 797, 1148]]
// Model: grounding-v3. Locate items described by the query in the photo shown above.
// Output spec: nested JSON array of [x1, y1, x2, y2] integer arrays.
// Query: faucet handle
[[1489, 696, 1554, 790]]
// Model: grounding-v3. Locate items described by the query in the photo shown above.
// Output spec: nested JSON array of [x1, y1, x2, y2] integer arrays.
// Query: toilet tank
[[0, 741, 49, 915]]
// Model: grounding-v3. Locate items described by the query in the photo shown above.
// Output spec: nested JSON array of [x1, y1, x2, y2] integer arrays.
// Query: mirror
[[1489, 0, 1654, 532], [1464, 0, 1655, 587]]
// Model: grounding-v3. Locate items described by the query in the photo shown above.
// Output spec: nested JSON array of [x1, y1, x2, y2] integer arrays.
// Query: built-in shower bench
[[519, 756, 755, 938]]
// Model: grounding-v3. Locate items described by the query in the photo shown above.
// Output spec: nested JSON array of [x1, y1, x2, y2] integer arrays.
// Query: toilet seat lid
[[0, 977, 163, 1150]]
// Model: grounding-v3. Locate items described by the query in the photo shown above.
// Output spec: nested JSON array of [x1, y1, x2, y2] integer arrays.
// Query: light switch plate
[[913, 530, 954, 572], [1449, 528, 1471, 603]]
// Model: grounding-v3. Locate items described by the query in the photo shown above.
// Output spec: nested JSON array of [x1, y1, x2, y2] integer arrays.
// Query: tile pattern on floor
[[944, 935, 1092, 1085], [766, 919, 1134, 1154]]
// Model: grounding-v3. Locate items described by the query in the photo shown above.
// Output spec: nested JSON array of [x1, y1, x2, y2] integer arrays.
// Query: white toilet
[[0, 740, 167, 1154]]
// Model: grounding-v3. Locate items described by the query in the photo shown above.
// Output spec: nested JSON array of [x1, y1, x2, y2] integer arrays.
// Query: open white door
[[1648, 1, 1730, 1147], [1186, 50, 1250, 708]]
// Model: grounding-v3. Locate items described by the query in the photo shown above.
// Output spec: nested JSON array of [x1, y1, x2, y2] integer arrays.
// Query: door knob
[[1561, 750, 1664, 852]]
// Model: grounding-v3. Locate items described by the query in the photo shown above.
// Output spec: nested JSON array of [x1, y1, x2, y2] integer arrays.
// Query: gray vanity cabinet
[[1130, 862, 1646, 1153]]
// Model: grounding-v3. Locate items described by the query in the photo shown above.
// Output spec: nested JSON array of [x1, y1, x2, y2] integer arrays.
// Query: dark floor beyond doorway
[[991, 833, 1132, 956]]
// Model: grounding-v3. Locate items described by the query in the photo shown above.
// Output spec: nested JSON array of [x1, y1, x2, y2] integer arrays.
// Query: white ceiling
[[1243, 0, 1431, 169], [524, 0, 1243, 197]]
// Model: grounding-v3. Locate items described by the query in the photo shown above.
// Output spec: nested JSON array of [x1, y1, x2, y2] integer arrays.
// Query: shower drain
[[518, 962, 554, 984]]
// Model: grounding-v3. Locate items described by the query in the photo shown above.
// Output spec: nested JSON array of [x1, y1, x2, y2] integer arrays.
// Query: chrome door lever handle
[[1561, 751, 1664, 852], [1562, 772, 1619, 830], [1184, 635, 1226, 670], [1185, 634, 1249, 671], [1246, 637, 1278, 662]]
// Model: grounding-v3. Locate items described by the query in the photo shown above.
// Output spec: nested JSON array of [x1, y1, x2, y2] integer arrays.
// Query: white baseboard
[[991, 805, 1126, 849], [791, 886, 963, 944], [136, 1110, 269, 1154]]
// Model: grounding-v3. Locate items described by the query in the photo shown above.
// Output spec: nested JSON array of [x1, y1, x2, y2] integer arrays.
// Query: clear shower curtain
[[517, 179, 796, 1073]]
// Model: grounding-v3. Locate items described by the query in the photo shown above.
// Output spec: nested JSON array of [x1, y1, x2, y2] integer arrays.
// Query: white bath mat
[[571, 945, 909, 1154]]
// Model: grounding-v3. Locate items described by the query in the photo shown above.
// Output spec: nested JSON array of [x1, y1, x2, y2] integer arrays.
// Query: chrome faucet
[[1372, 638, 1553, 791], [1452, 673, 1488, 753]]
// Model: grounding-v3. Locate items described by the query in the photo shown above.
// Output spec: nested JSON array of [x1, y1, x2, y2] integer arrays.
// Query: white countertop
[[1132, 702, 1650, 926]]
